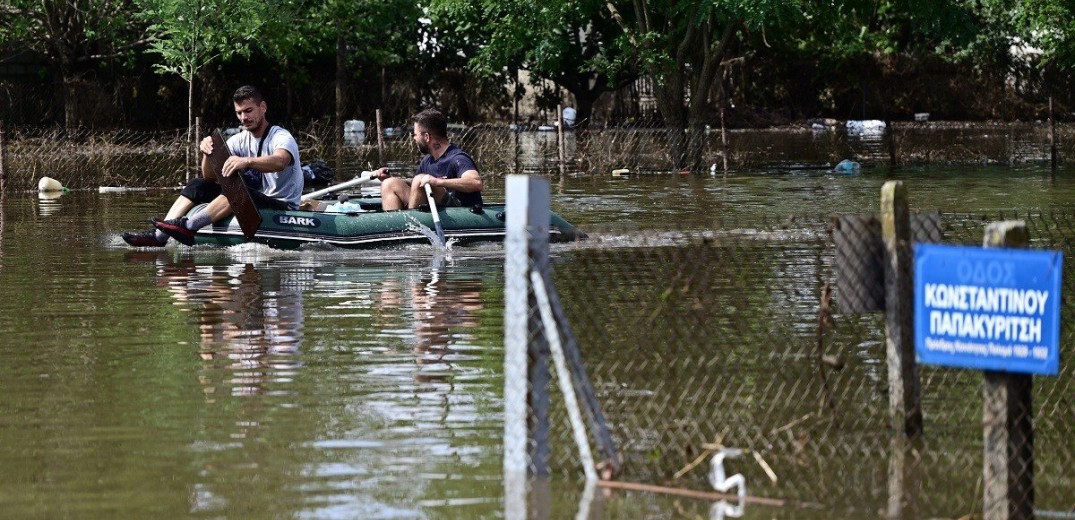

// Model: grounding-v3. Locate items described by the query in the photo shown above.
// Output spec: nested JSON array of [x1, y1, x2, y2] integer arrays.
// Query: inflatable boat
[[188, 197, 586, 249]]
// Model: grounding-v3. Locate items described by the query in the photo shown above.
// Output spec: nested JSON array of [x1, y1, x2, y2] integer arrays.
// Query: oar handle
[[303, 170, 375, 200]]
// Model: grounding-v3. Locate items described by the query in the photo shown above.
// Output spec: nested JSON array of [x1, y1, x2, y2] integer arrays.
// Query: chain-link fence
[[521, 202, 1075, 517], [2, 120, 1074, 191]]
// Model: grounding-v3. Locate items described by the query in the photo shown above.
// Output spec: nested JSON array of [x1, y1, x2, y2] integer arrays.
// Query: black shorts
[[441, 191, 463, 207], [180, 178, 289, 210]]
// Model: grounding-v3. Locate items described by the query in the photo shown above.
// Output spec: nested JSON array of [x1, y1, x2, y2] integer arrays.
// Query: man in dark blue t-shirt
[[375, 109, 483, 210]]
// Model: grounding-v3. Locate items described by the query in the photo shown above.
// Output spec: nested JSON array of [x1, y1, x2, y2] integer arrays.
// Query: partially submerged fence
[[506, 176, 1075, 518], [1, 121, 1073, 192]]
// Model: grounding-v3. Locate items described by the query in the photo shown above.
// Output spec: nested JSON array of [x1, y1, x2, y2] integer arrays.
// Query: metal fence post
[[880, 181, 923, 437], [982, 221, 1034, 520], [504, 175, 552, 519]]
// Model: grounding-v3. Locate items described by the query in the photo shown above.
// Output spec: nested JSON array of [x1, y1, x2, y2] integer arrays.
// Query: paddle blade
[[211, 131, 262, 239], [432, 221, 446, 244]]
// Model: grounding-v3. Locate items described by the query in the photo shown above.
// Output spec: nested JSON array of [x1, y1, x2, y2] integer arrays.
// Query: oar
[[424, 183, 446, 243], [304, 170, 376, 200], [208, 131, 261, 239]]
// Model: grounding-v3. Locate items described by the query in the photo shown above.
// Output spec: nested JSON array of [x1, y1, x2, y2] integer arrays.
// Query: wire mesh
[[534, 209, 1075, 517], [2, 121, 1074, 192]]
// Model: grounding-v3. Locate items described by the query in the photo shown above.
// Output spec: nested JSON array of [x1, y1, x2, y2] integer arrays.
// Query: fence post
[[504, 175, 552, 519], [886, 434, 921, 519], [880, 181, 923, 437], [0, 121, 7, 193], [376, 109, 385, 166], [885, 119, 897, 167], [557, 104, 566, 175], [720, 106, 729, 178], [1049, 97, 1057, 171], [193, 117, 201, 182], [982, 221, 1034, 520], [1, 120, 5, 261]]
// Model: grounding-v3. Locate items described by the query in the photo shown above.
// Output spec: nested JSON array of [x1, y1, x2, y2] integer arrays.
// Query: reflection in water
[[37, 190, 64, 217], [122, 250, 498, 517], [408, 257, 484, 384], [149, 257, 306, 398]]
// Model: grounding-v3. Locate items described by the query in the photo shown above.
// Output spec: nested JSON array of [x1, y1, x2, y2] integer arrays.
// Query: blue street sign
[[914, 243, 1062, 375]]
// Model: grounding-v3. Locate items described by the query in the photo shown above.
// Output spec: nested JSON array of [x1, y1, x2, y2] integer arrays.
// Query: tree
[[427, 0, 635, 126], [987, 0, 1075, 104], [604, 0, 802, 169], [137, 0, 267, 170], [0, 0, 150, 127], [271, 0, 422, 133], [789, 0, 995, 119]]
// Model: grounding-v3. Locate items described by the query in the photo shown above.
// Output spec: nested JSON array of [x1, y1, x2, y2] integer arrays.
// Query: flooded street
[[1, 156, 1073, 517]]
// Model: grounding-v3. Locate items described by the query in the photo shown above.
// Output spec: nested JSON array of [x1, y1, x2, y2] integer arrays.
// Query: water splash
[[404, 214, 456, 253]]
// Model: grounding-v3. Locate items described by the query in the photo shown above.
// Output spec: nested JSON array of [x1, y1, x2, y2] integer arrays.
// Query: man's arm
[[221, 148, 292, 177], [428, 170, 482, 193], [199, 136, 217, 180]]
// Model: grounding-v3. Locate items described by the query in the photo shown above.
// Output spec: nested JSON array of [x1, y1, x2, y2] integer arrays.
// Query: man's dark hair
[[233, 85, 264, 104], [412, 109, 448, 139]]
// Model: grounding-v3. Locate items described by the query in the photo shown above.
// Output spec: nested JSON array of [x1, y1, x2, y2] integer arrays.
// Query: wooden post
[[376, 109, 385, 166], [982, 221, 1034, 520], [885, 119, 897, 167], [0, 121, 5, 262], [0, 121, 7, 193], [880, 181, 924, 437], [1049, 97, 1057, 171], [886, 435, 921, 519], [720, 106, 729, 178], [504, 175, 552, 519], [557, 104, 566, 175], [193, 117, 201, 182]]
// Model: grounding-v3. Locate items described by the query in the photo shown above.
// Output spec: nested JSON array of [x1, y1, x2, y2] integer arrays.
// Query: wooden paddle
[[206, 130, 261, 239], [424, 183, 446, 243]]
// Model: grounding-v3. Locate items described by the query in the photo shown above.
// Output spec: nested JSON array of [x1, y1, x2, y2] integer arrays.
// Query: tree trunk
[[573, 90, 600, 129], [335, 28, 347, 144], [187, 75, 196, 180], [62, 74, 81, 129], [653, 67, 688, 169]]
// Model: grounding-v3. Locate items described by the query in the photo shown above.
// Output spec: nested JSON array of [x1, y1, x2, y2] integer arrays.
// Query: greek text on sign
[[914, 243, 1062, 375]]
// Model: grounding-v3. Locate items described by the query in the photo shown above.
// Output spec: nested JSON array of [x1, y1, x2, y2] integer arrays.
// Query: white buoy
[[612, 168, 629, 177], [38, 177, 64, 192]]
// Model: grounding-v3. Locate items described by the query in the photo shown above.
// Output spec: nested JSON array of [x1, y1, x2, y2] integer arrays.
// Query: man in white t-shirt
[[122, 85, 303, 247]]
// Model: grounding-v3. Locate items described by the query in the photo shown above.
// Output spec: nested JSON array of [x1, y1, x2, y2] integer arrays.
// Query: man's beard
[[416, 140, 430, 154]]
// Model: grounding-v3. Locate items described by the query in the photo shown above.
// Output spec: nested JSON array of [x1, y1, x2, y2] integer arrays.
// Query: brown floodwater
[[0, 136, 1073, 518]]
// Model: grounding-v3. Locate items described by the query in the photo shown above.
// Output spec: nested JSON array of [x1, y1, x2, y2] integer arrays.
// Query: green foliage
[[426, 0, 635, 120], [0, 1, 147, 63], [136, 0, 265, 82], [1000, 0, 1075, 74]]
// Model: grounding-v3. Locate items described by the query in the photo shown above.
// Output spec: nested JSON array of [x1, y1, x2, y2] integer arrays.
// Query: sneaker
[[153, 217, 196, 246], [122, 230, 166, 248]]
